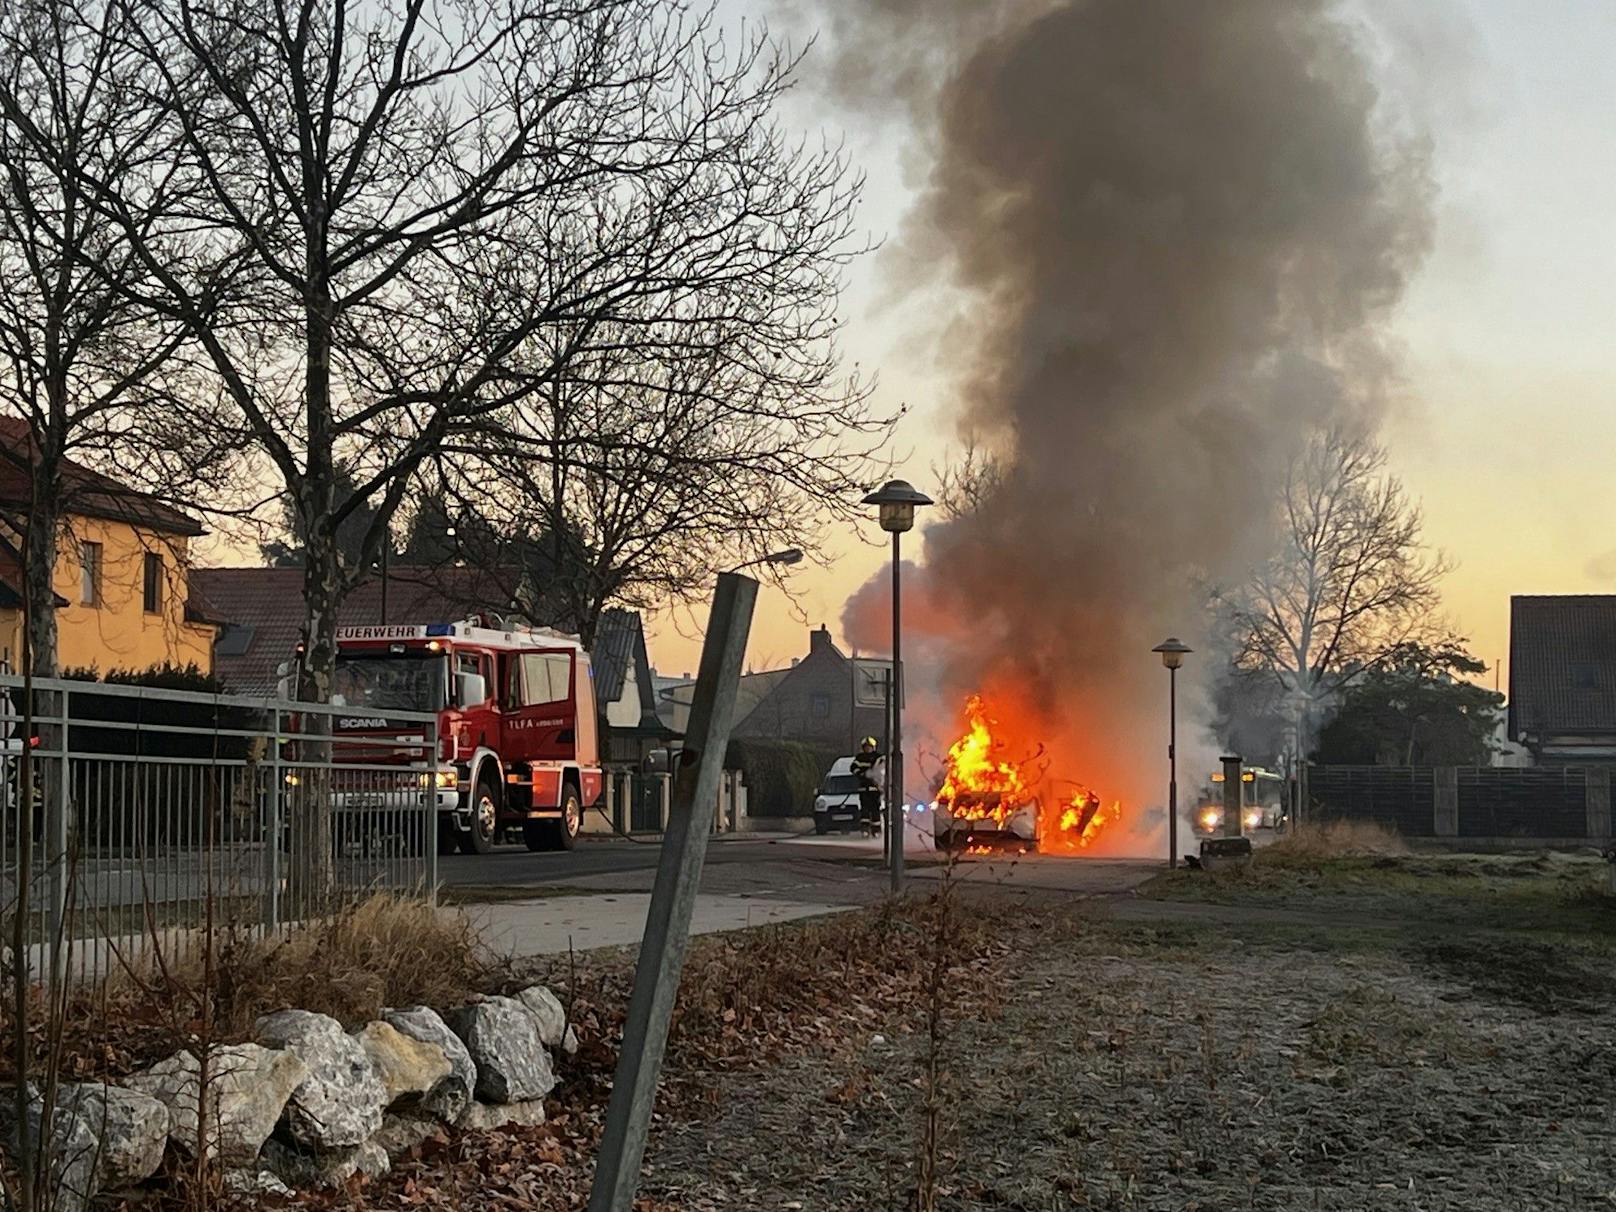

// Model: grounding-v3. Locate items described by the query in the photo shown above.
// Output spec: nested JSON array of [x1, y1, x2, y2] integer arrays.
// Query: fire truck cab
[[329, 619, 603, 854]]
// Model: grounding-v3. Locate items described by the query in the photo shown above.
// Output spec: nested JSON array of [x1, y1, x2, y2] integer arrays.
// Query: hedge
[[723, 737, 843, 818]]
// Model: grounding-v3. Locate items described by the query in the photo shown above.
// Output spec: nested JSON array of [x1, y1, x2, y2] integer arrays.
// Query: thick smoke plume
[[833, 0, 1435, 850]]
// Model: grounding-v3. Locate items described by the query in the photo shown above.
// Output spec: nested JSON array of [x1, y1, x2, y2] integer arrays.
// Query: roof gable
[[0, 418, 205, 537], [1508, 594, 1616, 739]]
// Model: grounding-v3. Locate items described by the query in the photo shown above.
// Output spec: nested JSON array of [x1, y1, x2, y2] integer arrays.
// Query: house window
[[80, 542, 102, 606], [142, 552, 162, 614], [811, 693, 831, 719], [1572, 662, 1597, 690]]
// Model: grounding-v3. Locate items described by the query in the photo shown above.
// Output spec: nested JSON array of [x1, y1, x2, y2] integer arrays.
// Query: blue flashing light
[[425, 624, 453, 637]]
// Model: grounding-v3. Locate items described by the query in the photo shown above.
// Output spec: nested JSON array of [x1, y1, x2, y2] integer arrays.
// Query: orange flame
[[934, 695, 1117, 852]]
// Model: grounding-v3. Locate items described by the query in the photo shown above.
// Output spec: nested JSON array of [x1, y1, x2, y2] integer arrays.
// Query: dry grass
[[192, 893, 499, 1033], [1259, 818, 1408, 866]]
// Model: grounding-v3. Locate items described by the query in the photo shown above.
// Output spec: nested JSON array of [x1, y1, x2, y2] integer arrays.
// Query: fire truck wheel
[[524, 786, 581, 852], [458, 779, 500, 855]]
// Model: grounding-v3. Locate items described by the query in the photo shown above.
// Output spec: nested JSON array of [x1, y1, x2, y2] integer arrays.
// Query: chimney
[[809, 625, 835, 657]]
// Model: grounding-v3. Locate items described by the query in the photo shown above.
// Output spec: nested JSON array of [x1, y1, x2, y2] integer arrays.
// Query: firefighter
[[850, 736, 884, 837]]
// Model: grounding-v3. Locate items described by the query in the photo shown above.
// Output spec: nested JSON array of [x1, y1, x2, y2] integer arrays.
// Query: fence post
[[46, 688, 69, 985], [1433, 767, 1459, 837], [1586, 766, 1611, 842], [267, 705, 283, 931], [426, 716, 439, 904], [587, 572, 757, 1212]]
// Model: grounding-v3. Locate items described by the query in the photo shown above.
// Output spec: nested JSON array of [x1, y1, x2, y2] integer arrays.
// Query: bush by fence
[[722, 738, 842, 818]]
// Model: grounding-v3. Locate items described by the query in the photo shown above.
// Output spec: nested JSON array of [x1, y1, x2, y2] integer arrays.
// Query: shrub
[[723, 737, 842, 817], [1260, 819, 1408, 867]]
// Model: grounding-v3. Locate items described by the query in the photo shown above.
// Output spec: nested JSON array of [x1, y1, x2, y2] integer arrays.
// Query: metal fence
[[1309, 763, 1608, 842], [0, 675, 439, 988]]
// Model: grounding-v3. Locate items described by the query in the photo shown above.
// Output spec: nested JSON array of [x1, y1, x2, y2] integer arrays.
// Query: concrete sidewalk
[[461, 892, 849, 958]]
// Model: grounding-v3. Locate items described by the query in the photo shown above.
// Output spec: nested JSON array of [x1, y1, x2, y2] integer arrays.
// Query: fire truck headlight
[[1243, 807, 1264, 830], [1196, 806, 1220, 831], [434, 768, 459, 790]]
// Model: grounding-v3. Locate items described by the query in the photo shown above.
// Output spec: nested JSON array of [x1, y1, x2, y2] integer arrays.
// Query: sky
[[645, 0, 1616, 694]]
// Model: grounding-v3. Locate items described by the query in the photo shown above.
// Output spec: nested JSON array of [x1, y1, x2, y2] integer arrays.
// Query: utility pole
[[587, 572, 757, 1212]]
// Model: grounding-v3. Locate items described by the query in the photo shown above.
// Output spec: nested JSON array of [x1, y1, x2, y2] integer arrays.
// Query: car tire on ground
[[814, 816, 830, 836], [458, 777, 499, 855]]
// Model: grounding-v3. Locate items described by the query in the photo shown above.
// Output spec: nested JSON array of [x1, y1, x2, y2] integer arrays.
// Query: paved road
[[439, 833, 1160, 899]]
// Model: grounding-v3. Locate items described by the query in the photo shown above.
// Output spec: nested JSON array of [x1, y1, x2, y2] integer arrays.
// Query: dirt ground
[[634, 868, 1616, 1211]]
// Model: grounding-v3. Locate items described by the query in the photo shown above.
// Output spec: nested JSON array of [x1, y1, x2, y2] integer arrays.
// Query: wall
[[733, 636, 884, 751], [605, 662, 642, 729], [51, 515, 213, 674]]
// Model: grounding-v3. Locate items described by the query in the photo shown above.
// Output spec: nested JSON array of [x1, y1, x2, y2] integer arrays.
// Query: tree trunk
[[21, 492, 58, 679], [287, 525, 339, 913]]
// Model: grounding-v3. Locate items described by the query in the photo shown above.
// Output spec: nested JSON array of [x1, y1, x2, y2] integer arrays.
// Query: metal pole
[[1168, 665, 1178, 869], [380, 542, 389, 624], [588, 572, 757, 1212], [889, 530, 904, 894], [1221, 753, 1243, 839]]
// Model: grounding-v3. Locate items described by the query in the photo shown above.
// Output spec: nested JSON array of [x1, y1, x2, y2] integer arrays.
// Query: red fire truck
[[321, 618, 603, 854]]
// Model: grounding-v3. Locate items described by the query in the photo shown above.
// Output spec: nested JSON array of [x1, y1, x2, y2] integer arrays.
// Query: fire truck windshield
[[331, 652, 445, 713]]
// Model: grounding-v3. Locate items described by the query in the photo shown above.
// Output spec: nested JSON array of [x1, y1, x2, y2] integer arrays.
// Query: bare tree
[[77, 0, 869, 696], [55, 0, 870, 896], [424, 307, 886, 647], [1215, 427, 1451, 778], [0, 0, 230, 677], [931, 436, 1002, 522]]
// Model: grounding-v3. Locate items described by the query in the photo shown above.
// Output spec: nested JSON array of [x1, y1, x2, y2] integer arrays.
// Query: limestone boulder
[[256, 1009, 387, 1149], [56, 1083, 169, 1188], [383, 1005, 477, 1124], [353, 1020, 452, 1106], [126, 1044, 307, 1164], [445, 997, 555, 1105]]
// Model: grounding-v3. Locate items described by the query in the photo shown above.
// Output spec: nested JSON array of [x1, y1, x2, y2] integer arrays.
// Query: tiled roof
[[1508, 595, 1616, 739], [593, 608, 637, 704], [191, 565, 528, 695], [0, 418, 205, 537]]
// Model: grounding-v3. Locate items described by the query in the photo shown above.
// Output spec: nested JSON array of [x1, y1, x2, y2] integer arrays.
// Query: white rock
[[261, 1137, 390, 1188], [457, 1099, 548, 1132], [515, 985, 568, 1048], [445, 997, 556, 1105], [223, 1168, 294, 1197], [354, 1020, 453, 1106], [1, 1085, 98, 1212], [383, 1005, 478, 1124], [126, 1044, 308, 1164], [256, 1009, 387, 1149], [56, 1083, 169, 1188], [371, 1112, 442, 1158]]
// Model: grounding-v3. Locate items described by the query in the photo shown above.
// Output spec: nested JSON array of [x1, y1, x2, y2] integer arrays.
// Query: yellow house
[[0, 420, 215, 676]]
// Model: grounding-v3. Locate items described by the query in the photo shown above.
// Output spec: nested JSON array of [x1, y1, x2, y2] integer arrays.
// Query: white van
[[813, 756, 874, 835]]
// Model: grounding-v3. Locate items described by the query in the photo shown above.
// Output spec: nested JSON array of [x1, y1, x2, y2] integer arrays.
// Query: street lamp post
[[862, 480, 933, 894], [725, 548, 804, 574], [1152, 638, 1192, 869]]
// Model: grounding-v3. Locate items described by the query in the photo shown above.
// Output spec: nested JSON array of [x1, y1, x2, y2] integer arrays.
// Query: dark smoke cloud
[[831, 0, 1436, 835]]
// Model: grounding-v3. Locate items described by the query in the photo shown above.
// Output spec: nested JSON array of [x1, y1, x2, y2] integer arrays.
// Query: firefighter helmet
[[861, 736, 878, 749]]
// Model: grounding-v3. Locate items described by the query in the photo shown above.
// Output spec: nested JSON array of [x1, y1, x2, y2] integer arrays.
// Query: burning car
[[930, 696, 1115, 853]]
